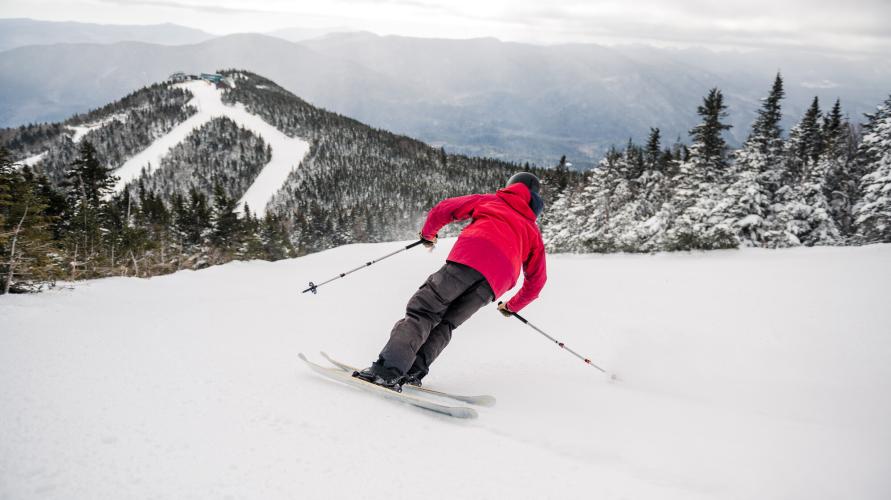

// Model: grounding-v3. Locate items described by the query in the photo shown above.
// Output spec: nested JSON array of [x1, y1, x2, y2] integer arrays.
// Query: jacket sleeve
[[420, 194, 492, 240], [505, 233, 547, 312]]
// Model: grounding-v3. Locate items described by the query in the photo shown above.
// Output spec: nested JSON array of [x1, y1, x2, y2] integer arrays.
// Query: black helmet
[[506, 172, 540, 194]]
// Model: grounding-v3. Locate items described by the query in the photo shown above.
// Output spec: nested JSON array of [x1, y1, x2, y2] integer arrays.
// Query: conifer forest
[[1, 71, 890, 293]]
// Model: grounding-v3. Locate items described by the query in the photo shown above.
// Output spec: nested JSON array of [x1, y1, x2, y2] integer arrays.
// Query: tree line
[[542, 74, 891, 251], [0, 141, 294, 293]]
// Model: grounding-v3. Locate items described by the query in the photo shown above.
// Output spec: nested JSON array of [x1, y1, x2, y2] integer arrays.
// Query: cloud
[[443, 0, 890, 54], [13, 0, 891, 55], [801, 80, 841, 89], [95, 0, 278, 15]]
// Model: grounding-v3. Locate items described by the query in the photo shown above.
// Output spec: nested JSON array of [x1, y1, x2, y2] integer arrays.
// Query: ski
[[319, 351, 496, 407], [298, 353, 478, 419]]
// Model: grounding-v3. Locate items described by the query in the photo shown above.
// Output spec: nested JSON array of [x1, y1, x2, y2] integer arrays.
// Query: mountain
[[1, 31, 888, 168], [265, 26, 356, 42], [3, 239, 889, 498], [0, 18, 215, 51], [0, 33, 408, 132], [1, 70, 530, 257]]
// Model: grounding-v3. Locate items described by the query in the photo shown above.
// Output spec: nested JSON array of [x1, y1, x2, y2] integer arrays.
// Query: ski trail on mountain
[[16, 151, 46, 169], [68, 115, 125, 144], [113, 80, 310, 217]]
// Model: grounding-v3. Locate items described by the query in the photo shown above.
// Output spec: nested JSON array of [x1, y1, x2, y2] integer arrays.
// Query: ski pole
[[499, 301, 616, 380], [302, 239, 426, 294]]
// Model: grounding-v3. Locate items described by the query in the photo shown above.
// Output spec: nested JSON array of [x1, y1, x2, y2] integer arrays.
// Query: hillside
[[0, 70, 540, 290], [1, 240, 889, 499], [3, 70, 890, 295]]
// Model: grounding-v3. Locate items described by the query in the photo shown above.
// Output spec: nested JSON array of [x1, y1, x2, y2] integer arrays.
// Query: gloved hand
[[497, 301, 514, 317], [419, 232, 437, 249]]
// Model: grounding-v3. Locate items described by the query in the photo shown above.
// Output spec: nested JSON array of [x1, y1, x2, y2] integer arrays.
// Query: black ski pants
[[379, 261, 494, 377]]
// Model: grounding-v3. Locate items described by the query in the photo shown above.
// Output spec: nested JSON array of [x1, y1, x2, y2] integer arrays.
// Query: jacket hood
[[497, 182, 537, 221]]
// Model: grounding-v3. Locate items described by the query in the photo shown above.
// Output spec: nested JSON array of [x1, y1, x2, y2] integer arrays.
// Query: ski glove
[[419, 232, 437, 249], [497, 302, 514, 317]]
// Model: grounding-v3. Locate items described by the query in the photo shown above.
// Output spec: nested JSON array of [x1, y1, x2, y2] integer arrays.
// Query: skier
[[354, 172, 548, 390]]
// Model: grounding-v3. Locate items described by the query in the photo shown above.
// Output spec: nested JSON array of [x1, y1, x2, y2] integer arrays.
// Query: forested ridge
[[1, 71, 889, 293]]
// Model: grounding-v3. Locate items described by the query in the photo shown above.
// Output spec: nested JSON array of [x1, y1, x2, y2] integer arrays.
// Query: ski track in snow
[[112, 81, 310, 217], [2, 242, 890, 499]]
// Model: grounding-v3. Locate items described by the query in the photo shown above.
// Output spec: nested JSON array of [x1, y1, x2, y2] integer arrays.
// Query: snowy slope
[[17, 151, 46, 168], [68, 115, 125, 144], [112, 80, 310, 216], [1, 242, 890, 499]]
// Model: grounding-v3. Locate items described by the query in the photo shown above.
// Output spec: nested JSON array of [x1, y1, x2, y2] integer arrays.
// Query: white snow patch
[[1, 242, 890, 499], [112, 80, 310, 217], [15, 151, 47, 169], [67, 114, 125, 143], [736, 213, 763, 228]]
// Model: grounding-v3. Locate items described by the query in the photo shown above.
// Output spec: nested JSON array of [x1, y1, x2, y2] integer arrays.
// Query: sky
[[1, 0, 890, 54]]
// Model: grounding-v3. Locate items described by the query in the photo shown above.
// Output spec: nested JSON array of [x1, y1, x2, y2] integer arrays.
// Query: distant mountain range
[[0, 18, 215, 51], [1, 19, 889, 168]]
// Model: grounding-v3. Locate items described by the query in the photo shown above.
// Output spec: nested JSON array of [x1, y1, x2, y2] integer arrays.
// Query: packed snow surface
[[2, 242, 890, 499], [112, 80, 310, 216]]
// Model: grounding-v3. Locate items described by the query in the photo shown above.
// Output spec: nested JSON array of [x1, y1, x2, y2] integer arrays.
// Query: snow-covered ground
[[67, 115, 125, 144], [2, 242, 890, 499], [112, 81, 310, 216], [15, 151, 47, 168]]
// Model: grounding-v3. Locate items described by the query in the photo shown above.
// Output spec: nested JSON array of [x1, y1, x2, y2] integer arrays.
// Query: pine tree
[[541, 151, 620, 252], [61, 141, 119, 275], [820, 99, 859, 235], [689, 88, 732, 172], [1, 149, 58, 292], [645, 128, 661, 168], [852, 96, 891, 243], [210, 183, 240, 250], [666, 87, 735, 250], [788, 97, 824, 171], [771, 97, 842, 246], [709, 75, 786, 247], [173, 188, 212, 249], [750, 73, 785, 156]]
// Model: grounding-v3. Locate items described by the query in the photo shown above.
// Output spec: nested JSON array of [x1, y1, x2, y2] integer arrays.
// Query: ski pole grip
[[498, 301, 528, 323], [406, 239, 425, 249]]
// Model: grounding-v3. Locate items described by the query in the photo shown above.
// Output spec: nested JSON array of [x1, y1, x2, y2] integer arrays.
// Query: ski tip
[[471, 395, 497, 407], [450, 407, 479, 419], [297, 352, 308, 362]]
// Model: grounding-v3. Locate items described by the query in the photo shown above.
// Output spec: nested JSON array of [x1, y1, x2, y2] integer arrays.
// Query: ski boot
[[353, 362, 404, 392], [402, 371, 424, 388]]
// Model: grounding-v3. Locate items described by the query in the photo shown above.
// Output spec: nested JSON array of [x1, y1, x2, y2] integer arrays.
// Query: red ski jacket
[[421, 183, 547, 312]]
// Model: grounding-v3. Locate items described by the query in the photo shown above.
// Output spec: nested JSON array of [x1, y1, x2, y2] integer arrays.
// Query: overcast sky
[[2, 0, 890, 54]]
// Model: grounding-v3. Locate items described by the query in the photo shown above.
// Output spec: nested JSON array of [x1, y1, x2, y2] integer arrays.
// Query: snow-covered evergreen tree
[[709, 74, 785, 247], [821, 99, 860, 235], [620, 129, 676, 251], [666, 88, 735, 250], [852, 96, 891, 243], [771, 97, 842, 246]]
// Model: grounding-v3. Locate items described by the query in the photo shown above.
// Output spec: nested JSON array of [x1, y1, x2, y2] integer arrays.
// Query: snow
[[67, 115, 125, 144], [2, 241, 890, 499], [15, 151, 47, 169], [112, 81, 310, 217]]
